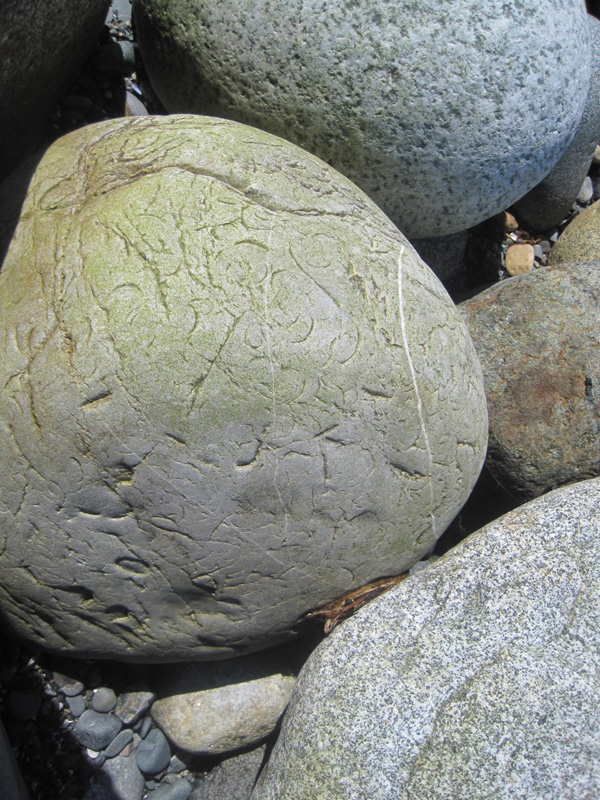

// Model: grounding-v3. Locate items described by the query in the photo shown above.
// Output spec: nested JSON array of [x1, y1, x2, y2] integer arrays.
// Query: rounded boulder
[[0, 115, 487, 661], [133, 0, 590, 238], [460, 263, 600, 498]]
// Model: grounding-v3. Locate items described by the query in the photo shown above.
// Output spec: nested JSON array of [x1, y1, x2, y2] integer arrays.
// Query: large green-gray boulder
[[0, 115, 487, 661], [133, 0, 590, 238]]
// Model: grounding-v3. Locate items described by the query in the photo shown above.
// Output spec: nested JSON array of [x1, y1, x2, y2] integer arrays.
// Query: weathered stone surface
[[132, 0, 590, 238], [547, 199, 600, 264], [253, 478, 600, 800], [151, 654, 295, 753], [460, 263, 600, 497], [0, 0, 109, 182], [513, 13, 600, 230], [0, 115, 487, 661]]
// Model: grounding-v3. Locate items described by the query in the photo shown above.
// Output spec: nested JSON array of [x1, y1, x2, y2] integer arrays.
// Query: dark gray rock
[[115, 690, 155, 725], [133, 0, 590, 238], [253, 479, 600, 800], [0, 719, 29, 800], [0, 0, 109, 182], [410, 230, 469, 285], [0, 116, 487, 661], [192, 746, 265, 800], [84, 752, 145, 800], [513, 14, 600, 229], [75, 710, 123, 751], [53, 672, 85, 696], [92, 687, 118, 712], [149, 779, 193, 800], [460, 263, 600, 498], [105, 729, 135, 758], [66, 694, 87, 718], [136, 729, 171, 776]]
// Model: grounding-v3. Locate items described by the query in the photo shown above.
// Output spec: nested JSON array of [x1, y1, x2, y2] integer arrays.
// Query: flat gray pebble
[[75, 709, 123, 750], [136, 728, 171, 776], [115, 691, 155, 725], [53, 672, 85, 696], [105, 728, 135, 758], [138, 717, 152, 739]]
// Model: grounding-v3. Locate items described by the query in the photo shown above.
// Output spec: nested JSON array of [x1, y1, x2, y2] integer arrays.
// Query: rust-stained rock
[[461, 263, 600, 498]]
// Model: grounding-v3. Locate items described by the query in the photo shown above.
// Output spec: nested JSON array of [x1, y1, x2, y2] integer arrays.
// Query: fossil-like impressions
[[0, 116, 487, 661]]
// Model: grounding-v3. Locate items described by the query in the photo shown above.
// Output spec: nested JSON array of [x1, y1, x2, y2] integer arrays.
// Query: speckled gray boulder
[[0, 0, 109, 182], [460, 263, 600, 498], [547, 199, 600, 263], [253, 478, 600, 800], [513, 14, 600, 230], [0, 115, 487, 661], [132, 0, 590, 238]]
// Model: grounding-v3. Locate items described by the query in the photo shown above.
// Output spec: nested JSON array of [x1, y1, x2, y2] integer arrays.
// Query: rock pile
[[1, 1, 599, 798]]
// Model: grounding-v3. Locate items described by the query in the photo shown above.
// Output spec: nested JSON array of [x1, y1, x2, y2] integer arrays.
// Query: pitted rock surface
[[460, 263, 600, 498], [132, 0, 590, 238], [514, 14, 600, 230], [0, 115, 487, 661], [253, 478, 600, 800]]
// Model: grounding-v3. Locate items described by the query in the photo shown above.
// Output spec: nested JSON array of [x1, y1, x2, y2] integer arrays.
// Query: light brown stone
[[505, 243, 534, 275]]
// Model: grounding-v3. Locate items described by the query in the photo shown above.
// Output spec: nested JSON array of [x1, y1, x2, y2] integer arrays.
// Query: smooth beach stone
[[0, 0, 109, 182], [460, 263, 600, 498], [547, 199, 600, 264], [0, 115, 487, 661], [513, 14, 600, 230], [133, 0, 590, 238], [253, 479, 600, 800], [151, 654, 296, 753]]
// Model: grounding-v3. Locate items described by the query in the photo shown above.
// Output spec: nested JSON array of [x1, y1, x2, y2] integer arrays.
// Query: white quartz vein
[[397, 245, 437, 537], [263, 222, 289, 535]]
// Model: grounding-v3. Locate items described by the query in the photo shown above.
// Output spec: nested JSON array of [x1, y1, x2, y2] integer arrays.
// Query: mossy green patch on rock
[[0, 115, 487, 661]]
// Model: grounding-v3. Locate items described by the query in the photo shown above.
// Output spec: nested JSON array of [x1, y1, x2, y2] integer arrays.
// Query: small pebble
[[75, 709, 123, 751], [576, 176, 594, 205], [125, 91, 149, 117], [105, 728, 135, 758], [505, 243, 534, 276], [533, 243, 544, 261], [67, 694, 86, 717], [169, 755, 187, 774], [136, 728, 172, 776], [92, 686, 118, 712], [593, 144, 600, 165], [139, 716, 153, 739]]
